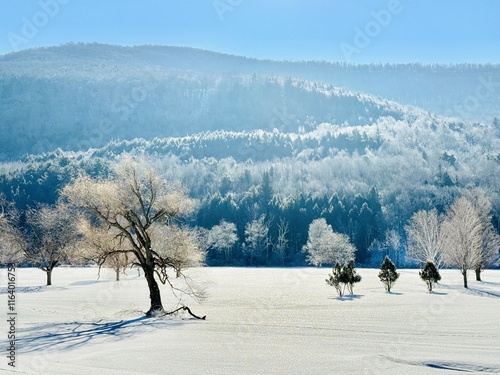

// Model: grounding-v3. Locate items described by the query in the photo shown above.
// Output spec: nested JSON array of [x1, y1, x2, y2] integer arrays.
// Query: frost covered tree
[[419, 261, 441, 292], [0, 196, 25, 265], [378, 256, 399, 292], [151, 224, 206, 278], [272, 218, 289, 265], [208, 220, 238, 261], [467, 190, 500, 281], [63, 158, 204, 317], [244, 215, 270, 264], [23, 201, 80, 286], [441, 197, 483, 288], [303, 218, 355, 266], [405, 209, 443, 267], [76, 219, 129, 280]]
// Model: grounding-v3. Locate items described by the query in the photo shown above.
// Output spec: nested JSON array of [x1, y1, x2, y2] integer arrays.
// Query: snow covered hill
[[1, 267, 499, 374], [1, 44, 499, 159]]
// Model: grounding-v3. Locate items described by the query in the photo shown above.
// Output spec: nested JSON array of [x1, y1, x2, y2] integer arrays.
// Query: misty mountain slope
[[0, 57, 417, 159], [1, 111, 498, 263], [5, 112, 498, 217], [1, 43, 498, 124]]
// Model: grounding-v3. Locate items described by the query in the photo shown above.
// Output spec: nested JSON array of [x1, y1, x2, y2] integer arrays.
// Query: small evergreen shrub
[[326, 260, 361, 297], [378, 256, 399, 292], [343, 260, 362, 295], [419, 261, 441, 292]]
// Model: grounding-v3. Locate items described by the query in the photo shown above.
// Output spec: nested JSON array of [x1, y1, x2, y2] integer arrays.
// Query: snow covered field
[[1, 267, 499, 374]]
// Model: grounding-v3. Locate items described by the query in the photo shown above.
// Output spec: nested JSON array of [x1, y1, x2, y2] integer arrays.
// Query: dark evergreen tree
[[343, 260, 362, 295], [419, 261, 441, 292], [378, 256, 400, 292], [326, 262, 348, 297], [326, 260, 361, 297]]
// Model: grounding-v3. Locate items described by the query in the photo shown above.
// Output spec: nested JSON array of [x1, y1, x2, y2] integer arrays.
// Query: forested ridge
[[1, 44, 500, 159], [1, 44, 499, 267], [1, 116, 498, 266]]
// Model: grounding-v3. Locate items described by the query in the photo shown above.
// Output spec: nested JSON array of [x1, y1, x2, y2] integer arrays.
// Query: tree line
[[1, 158, 498, 318]]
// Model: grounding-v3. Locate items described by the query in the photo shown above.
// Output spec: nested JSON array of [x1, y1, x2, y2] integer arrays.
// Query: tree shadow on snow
[[384, 355, 500, 373], [0, 286, 65, 294], [466, 288, 500, 298], [439, 282, 500, 298], [16, 316, 185, 354], [330, 294, 364, 301], [428, 291, 447, 295], [70, 280, 109, 286]]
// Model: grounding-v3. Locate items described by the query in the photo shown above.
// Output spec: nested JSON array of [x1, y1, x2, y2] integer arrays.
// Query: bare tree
[[63, 158, 204, 317], [76, 219, 130, 281], [272, 218, 289, 265], [0, 195, 25, 265], [150, 224, 205, 278], [384, 229, 402, 266], [208, 220, 238, 261], [303, 218, 355, 266], [244, 215, 270, 264], [23, 201, 79, 286], [467, 190, 500, 281], [441, 197, 483, 288], [406, 209, 443, 267]]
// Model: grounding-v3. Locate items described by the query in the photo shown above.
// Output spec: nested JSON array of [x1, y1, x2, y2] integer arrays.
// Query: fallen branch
[[161, 306, 206, 320]]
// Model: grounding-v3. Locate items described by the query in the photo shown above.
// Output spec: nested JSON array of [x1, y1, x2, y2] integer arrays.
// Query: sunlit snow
[[1, 267, 499, 374]]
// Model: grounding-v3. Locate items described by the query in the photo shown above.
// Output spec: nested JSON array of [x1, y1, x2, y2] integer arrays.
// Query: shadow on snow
[[384, 355, 500, 373], [15, 316, 186, 354], [328, 294, 364, 301]]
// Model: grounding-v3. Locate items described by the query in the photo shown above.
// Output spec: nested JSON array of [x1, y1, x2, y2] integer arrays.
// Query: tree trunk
[[115, 266, 120, 281], [475, 267, 482, 282], [143, 265, 163, 316], [46, 269, 52, 286], [462, 269, 468, 288]]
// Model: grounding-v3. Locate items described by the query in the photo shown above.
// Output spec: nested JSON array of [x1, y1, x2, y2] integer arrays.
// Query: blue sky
[[1, 0, 499, 63]]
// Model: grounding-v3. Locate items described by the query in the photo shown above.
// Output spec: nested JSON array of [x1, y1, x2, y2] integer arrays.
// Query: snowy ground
[[1, 266, 499, 375]]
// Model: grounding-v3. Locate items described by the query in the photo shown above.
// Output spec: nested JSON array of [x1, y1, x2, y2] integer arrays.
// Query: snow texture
[[1, 267, 499, 374]]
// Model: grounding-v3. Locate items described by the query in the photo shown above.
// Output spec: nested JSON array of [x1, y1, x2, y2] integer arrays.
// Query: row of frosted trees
[[303, 190, 500, 290], [1, 158, 498, 317]]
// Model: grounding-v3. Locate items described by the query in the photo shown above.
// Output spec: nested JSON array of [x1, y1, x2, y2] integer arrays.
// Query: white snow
[[1, 267, 499, 374]]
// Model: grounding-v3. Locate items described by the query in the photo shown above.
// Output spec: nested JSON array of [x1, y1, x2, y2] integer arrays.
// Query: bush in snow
[[378, 256, 399, 292], [326, 260, 361, 297], [343, 260, 362, 295], [419, 261, 441, 292]]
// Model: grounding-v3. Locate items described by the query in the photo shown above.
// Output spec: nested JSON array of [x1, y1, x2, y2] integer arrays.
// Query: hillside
[[2, 113, 499, 265], [2, 44, 499, 123], [1, 44, 499, 159], [1, 43, 499, 266]]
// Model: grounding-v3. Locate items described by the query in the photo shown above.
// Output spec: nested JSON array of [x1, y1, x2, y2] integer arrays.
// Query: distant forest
[[1, 118, 498, 266], [1, 44, 499, 267], [1, 44, 500, 159]]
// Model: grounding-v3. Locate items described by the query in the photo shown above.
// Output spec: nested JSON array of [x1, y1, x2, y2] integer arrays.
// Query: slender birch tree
[[441, 197, 483, 288], [405, 209, 443, 267]]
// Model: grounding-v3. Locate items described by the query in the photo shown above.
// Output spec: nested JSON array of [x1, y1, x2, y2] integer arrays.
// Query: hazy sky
[[1, 0, 499, 63]]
